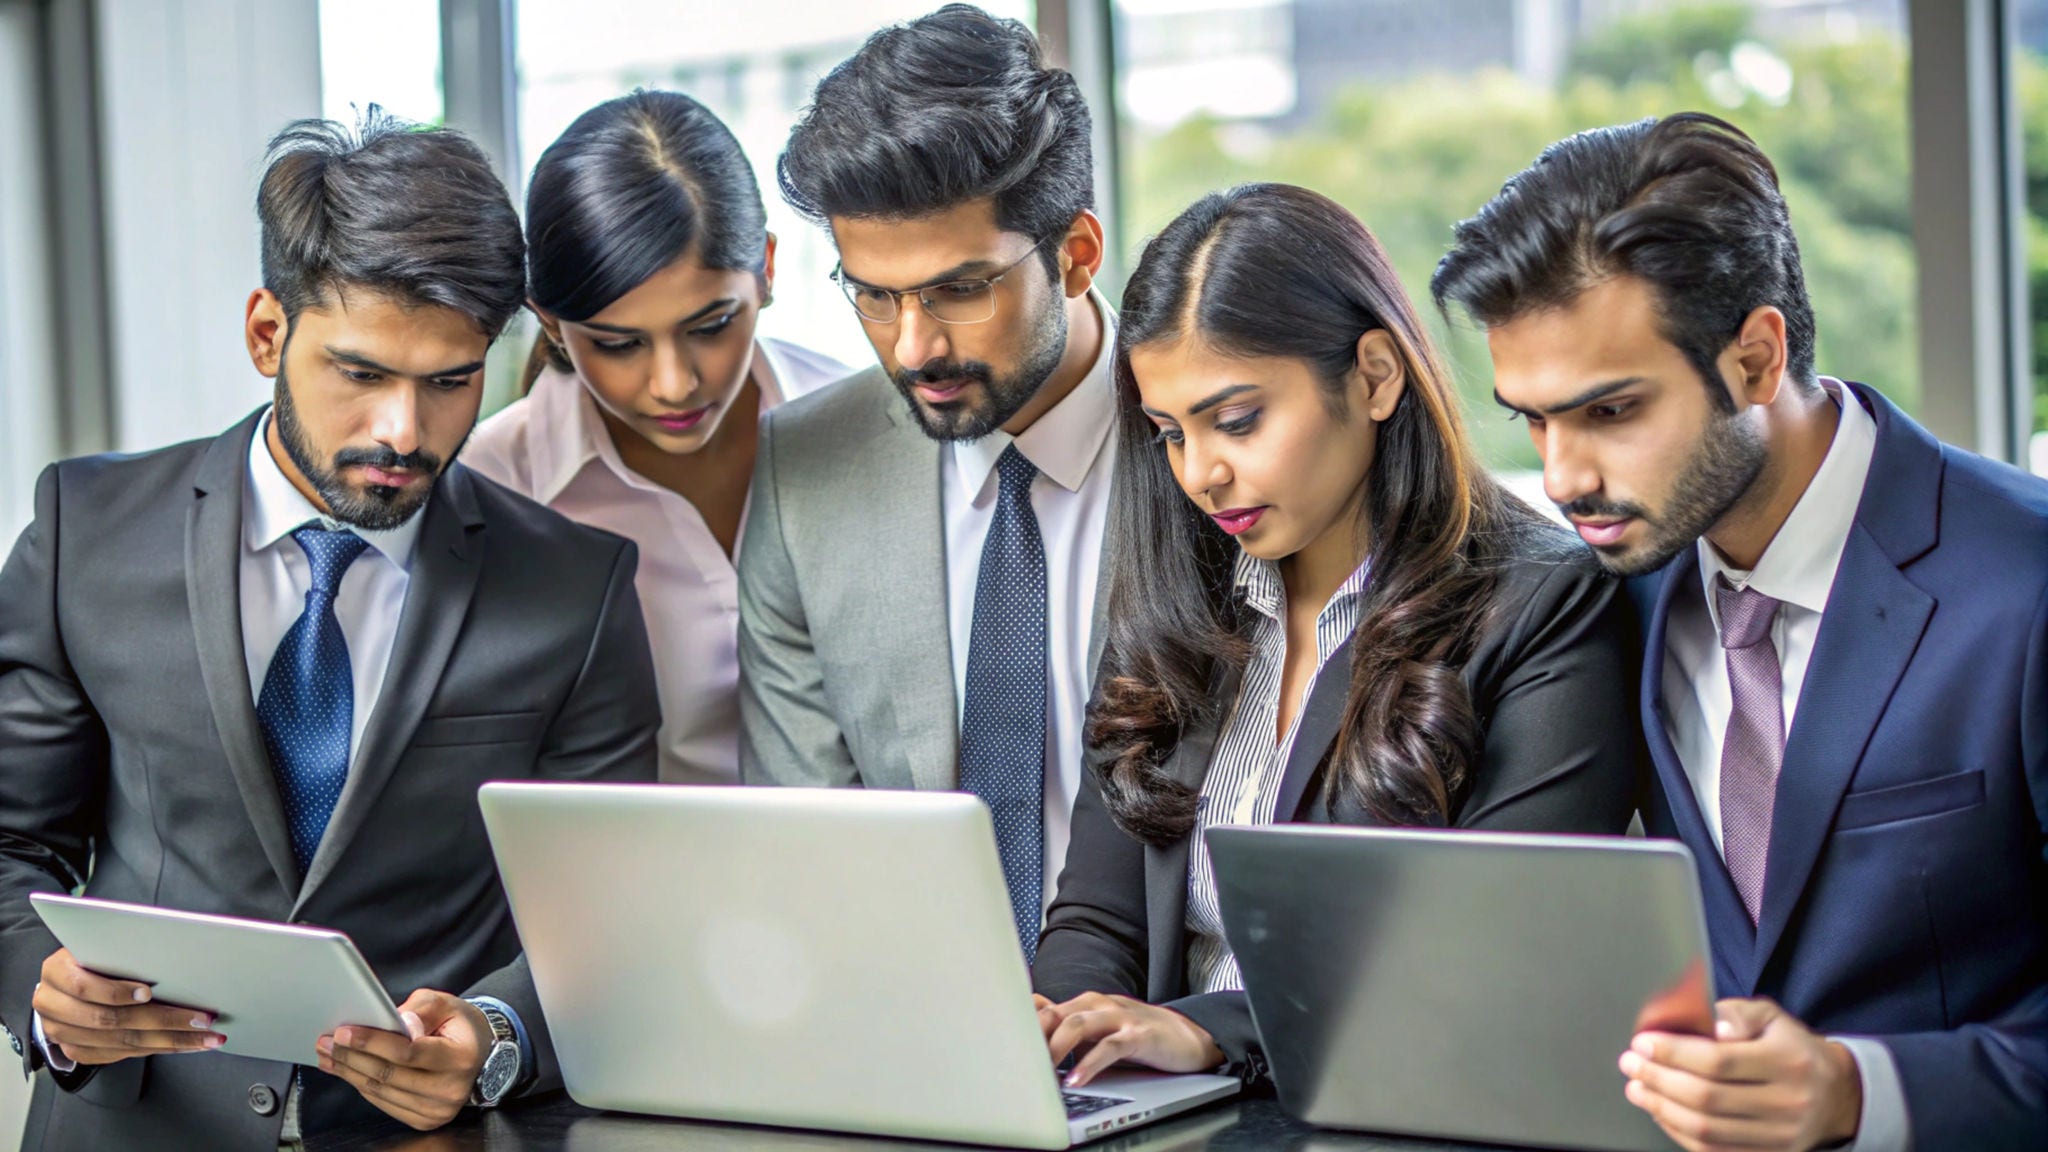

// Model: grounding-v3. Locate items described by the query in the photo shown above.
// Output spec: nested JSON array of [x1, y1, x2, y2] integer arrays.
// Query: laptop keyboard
[[1063, 1091, 1133, 1119]]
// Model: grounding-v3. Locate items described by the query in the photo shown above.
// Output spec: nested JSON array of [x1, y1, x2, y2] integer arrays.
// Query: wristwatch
[[467, 999, 523, 1108]]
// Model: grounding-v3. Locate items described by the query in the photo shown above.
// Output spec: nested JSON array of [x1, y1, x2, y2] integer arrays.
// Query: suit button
[[248, 1083, 279, 1116]]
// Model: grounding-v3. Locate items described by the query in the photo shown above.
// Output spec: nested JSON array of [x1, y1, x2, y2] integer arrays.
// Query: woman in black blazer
[[1032, 184, 1639, 1089]]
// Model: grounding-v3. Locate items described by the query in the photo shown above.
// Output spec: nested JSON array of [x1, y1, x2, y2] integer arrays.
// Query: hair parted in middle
[[777, 3, 1093, 267], [1091, 183, 1548, 847]]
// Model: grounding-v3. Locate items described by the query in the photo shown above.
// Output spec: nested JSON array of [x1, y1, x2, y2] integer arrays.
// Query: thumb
[[395, 988, 461, 1037], [1714, 997, 1779, 1042]]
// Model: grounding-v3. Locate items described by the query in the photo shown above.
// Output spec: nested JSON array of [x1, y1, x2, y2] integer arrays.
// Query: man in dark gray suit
[[0, 111, 659, 1150]]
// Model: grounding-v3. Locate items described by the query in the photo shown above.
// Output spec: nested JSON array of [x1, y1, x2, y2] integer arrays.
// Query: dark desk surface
[[306, 1093, 1520, 1152]]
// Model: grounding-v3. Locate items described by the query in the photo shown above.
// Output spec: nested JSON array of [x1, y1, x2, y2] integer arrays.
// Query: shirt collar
[[1232, 547, 1372, 624], [527, 339, 789, 506], [1697, 378, 1877, 627], [243, 410, 423, 570], [951, 288, 1117, 501]]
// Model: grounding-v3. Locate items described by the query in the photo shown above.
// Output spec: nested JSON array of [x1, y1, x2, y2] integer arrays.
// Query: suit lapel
[[1274, 635, 1355, 822], [1143, 662, 1240, 1002], [1752, 387, 1939, 973], [1639, 551, 1759, 982], [873, 407, 958, 792], [185, 411, 301, 899], [293, 468, 485, 913]]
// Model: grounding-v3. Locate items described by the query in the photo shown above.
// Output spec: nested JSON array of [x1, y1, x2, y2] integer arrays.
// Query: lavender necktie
[[1715, 576, 1784, 926]]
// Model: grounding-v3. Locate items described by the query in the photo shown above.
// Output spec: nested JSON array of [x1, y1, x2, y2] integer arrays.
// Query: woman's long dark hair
[[1092, 183, 1537, 846], [519, 89, 768, 394]]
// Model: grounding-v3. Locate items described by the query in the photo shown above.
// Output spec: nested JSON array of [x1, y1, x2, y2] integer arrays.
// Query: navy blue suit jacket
[[1627, 383, 2047, 1149]]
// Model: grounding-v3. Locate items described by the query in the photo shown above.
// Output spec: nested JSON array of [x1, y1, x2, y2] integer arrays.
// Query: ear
[[245, 289, 289, 379], [1057, 210, 1106, 300], [1726, 305, 1789, 407], [529, 299, 566, 350], [759, 232, 779, 307], [1351, 329, 1407, 422]]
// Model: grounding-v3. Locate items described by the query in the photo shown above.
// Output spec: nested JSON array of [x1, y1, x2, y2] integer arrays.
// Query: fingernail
[[191, 1016, 211, 1029], [131, 988, 149, 1003], [1619, 1052, 1642, 1076], [333, 1029, 349, 1048], [1631, 1035, 1655, 1056], [316, 1036, 332, 1056], [203, 1035, 224, 1049]]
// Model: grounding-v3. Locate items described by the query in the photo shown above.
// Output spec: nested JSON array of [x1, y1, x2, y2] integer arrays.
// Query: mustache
[[334, 445, 442, 475], [892, 360, 995, 392], [1556, 495, 1647, 521]]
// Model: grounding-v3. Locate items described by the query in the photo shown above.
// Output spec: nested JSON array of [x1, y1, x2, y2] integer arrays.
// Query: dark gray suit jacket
[[1032, 524, 1640, 1083], [0, 410, 661, 1150]]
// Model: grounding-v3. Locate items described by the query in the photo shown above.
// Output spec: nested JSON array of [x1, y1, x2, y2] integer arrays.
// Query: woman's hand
[[1038, 991, 1225, 1087]]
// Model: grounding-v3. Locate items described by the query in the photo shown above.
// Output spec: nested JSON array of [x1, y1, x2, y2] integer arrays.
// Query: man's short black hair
[[258, 106, 525, 337], [778, 3, 1093, 261], [1431, 112, 1818, 409]]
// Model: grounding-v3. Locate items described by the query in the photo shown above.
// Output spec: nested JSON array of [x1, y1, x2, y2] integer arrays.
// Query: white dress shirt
[[1657, 380, 1908, 1152], [1184, 551, 1370, 994], [241, 411, 420, 763], [462, 337, 851, 783], [944, 292, 1117, 912]]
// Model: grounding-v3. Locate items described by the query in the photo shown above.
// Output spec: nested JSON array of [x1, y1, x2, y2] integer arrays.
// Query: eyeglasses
[[831, 240, 1052, 325]]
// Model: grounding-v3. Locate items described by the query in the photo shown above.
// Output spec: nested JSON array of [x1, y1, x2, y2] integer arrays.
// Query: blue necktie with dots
[[257, 526, 370, 875], [960, 446, 1049, 962]]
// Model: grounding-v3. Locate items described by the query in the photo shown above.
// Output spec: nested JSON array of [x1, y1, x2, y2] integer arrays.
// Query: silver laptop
[[1208, 826, 1712, 1152], [480, 783, 1237, 1149]]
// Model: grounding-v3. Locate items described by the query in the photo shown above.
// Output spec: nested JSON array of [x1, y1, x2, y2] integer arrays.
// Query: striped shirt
[[1184, 550, 1371, 995]]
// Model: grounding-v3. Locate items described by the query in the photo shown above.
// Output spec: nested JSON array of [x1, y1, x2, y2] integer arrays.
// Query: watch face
[[478, 1042, 520, 1103]]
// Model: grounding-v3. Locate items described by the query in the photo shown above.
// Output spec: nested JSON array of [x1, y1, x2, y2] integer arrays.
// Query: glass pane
[[2015, 0, 2048, 474], [515, 1, 1036, 376], [319, 0, 444, 126], [1112, 0, 1914, 476]]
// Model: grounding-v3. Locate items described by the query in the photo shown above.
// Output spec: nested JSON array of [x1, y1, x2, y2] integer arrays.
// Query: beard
[[1558, 401, 1769, 577], [891, 288, 1069, 441], [273, 368, 450, 531]]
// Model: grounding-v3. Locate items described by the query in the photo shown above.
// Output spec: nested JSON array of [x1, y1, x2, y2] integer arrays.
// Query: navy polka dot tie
[[257, 526, 370, 876], [960, 446, 1049, 962]]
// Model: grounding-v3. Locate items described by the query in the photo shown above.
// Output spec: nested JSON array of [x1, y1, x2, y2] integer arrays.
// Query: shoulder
[[51, 422, 237, 514], [457, 464, 633, 571], [1468, 511, 1626, 662], [460, 395, 540, 494], [759, 337, 858, 401], [1936, 445, 2048, 562], [759, 364, 899, 463]]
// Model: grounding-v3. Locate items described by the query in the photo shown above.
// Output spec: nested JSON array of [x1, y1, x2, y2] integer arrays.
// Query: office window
[[319, 0, 444, 126], [1112, 0, 1915, 471], [2016, 0, 2048, 474], [516, 1, 1037, 375]]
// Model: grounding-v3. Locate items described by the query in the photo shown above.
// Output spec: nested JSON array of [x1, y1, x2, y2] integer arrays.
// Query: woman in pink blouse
[[464, 91, 851, 783]]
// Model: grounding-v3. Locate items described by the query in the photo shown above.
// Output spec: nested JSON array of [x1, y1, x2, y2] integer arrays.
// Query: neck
[[1000, 290, 1102, 436], [1703, 379, 1840, 571], [1280, 487, 1371, 617], [265, 412, 336, 518]]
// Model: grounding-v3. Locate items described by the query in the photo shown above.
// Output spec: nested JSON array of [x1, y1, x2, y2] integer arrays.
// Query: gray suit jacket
[[0, 409, 661, 1151], [737, 365, 1110, 790]]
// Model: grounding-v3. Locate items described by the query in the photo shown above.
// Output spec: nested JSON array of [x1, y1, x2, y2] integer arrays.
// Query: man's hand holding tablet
[[317, 990, 494, 1131], [32, 946, 223, 1064]]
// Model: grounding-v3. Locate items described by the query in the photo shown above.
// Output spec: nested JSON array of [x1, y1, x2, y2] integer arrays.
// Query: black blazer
[[0, 410, 662, 1150], [1032, 522, 1640, 1082]]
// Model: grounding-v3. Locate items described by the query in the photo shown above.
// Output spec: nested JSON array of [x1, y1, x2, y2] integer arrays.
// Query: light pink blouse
[[461, 337, 853, 783]]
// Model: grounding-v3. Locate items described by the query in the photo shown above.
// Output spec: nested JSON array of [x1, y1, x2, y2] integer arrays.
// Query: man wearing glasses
[[737, 3, 1112, 959]]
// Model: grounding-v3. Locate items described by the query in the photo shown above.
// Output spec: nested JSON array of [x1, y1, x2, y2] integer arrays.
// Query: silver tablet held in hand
[[29, 892, 406, 1067]]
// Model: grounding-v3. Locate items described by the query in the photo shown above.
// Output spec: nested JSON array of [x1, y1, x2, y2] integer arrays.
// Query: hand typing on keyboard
[[1035, 991, 1226, 1089]]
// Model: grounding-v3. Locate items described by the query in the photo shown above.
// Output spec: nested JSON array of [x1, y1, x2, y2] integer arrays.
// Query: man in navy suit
[[1434, 112, 2046, 1152]]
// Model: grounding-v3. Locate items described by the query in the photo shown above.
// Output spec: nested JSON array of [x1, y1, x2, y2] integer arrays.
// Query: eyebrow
[[837, 258, 1007, 294], [1141, 383, 1260, 421], [326, 347, 486, 379], [577, 298, 739, 334], [1493, 376, 1644, 417]]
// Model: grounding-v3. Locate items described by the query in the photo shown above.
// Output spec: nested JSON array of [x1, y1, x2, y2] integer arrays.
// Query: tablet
[[30, 893, 406, 1066]]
